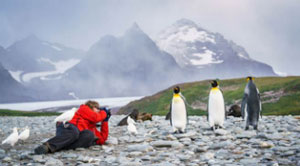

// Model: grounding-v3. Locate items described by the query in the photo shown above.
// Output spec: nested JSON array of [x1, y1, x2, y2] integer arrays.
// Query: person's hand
[[100, 107, 111, 122]]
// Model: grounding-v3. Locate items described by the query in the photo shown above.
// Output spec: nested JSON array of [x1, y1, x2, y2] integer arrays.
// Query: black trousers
[[46, 122, 95, 152]]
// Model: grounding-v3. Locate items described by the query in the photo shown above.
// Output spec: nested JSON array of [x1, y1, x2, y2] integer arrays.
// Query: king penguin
[[241, 76, 261, 130], [208, 80, 226, 131], [170, 86, 188, 133]]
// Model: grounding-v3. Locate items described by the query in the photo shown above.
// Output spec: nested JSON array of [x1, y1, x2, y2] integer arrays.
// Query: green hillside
[[0, 109, 60, 116], [119, 76, 300, 116]]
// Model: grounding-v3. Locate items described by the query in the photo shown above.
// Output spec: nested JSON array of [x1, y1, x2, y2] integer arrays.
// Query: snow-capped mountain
[[61, 23, 184, 98], [0, 35, 84, 83], [0, 62, 36, 103], [157, 19, 276, 79], [0, 20, 278, 103]]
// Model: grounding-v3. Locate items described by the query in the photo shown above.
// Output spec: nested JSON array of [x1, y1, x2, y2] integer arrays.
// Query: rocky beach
[[0, 115, 299, 166]]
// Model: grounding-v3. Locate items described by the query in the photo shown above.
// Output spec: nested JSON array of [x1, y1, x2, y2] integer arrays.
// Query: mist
[[0, 0, 299, 76]]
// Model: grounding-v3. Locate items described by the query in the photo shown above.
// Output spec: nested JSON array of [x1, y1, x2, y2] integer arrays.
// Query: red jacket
[[69, 104, 109, 145]]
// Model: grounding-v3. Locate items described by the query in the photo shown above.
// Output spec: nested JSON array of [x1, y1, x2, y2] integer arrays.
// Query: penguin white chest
[[208, 90, 225, 126], [171, 97, 187, 128]]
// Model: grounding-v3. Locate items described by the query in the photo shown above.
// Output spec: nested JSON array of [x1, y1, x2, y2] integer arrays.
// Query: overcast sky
[[0, 0, 299, 75]]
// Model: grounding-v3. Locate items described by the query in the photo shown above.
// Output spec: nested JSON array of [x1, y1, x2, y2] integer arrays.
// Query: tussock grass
[[119, 76, 300, 116]]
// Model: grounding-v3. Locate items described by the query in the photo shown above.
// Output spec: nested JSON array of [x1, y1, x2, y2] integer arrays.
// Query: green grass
[[119, 76, 300, 116], [262, 93, 300, 115], [0, 109, 60, 116]]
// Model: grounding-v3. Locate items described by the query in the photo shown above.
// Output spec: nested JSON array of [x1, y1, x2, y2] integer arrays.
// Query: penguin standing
[[170, 86, 188, 133], [208, 80, 226, 130], [241, 76, 261, 130]]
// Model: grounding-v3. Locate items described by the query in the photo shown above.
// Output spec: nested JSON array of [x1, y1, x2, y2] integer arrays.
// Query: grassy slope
[[119, 76, 300, 116], [0, 109, 60, 116]]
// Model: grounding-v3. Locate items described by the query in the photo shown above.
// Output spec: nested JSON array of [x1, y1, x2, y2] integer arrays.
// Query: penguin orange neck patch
[[173, 94, 180, 97], [211, 87, 219, 91]]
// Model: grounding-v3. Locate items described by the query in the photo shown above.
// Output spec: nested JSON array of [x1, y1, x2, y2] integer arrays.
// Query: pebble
[[45, 158, 64, 166], [0, 115, 299, 166]]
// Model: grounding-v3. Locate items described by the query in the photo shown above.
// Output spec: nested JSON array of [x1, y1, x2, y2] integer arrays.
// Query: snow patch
[[42, 42, 62, 51], [8, 70, 23, 83], [190, 50, 223, 67], [162, 26, 215, 45], [237, 53, 249, 60], [22, 58, 80, 82]]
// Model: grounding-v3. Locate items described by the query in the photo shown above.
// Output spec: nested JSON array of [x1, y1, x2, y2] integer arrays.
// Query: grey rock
[[201, 152, 215, 160], [33, 155, 46, 163], [77, 155, 93, 163], [45, 158, 64, 166], [62, 153, 77, 158], [141, 155, 151, 161], [215, 129, 228, 135], [239, 158, 258, 165], [102, 146, 114, 153], [280, 150, 295, 157], [106, 136, 118, 145], [127, 143, 153, 152], [116, 156, 130, 164], [215, 149, 230, 159], [236, 131, 256, 139], [194, 146, 209, 153], [166, 134, 177, 140], [0, 148, 5, 154], [175, 131, 197, 139], [151, 140, 183, 148], [19, 151, 33, 160], [209, 141, 234, 149], [277, 158, 293, 165], [0, 153, 6, 160], [2, 156, 12, 162], [104, 156, 116, 163], [128, 151, 143, 157], [176, 154, 191, 161]]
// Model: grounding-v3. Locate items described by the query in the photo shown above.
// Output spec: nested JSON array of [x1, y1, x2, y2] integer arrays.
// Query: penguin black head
[[173, 86, 180, 94], [247, 76, 253, 81], [211, 80, 218, 88]]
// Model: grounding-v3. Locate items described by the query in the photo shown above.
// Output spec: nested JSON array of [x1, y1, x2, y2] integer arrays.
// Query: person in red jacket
[[34, 100, 111, 154]]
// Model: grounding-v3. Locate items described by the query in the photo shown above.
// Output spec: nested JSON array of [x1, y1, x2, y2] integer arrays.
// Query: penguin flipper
[[179, 93, 189, 124], [241, 94, 248, 120], [224, 103, 227, 120], [257, 88, 262, 119], [207, 99, 209, 121], [169, 102, 172, 126], [220, 88, 227, 120], [180, 93, 191, 107], [185, 102, 189, 125]]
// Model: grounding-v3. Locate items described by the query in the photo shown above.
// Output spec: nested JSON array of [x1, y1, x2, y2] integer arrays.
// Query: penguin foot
[[254, 125, 258, 130], [179, 130, 185, 134], [245, 126, 249, 130], [210, 127, 215, 131]]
